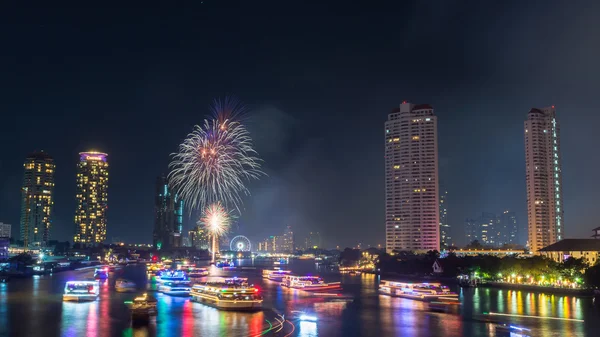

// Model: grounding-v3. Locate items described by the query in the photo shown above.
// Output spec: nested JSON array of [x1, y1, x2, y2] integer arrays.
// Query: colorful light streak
[[485, 312, 584, 322]]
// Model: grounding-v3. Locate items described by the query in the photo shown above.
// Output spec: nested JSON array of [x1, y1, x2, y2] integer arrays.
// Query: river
[[0, 259, 598, 336]]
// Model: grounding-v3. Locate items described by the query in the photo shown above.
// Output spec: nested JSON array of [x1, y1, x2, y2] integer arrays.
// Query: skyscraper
[[20, 151, 55, 247], [282, 226, 295, 253], [189, 225, 209, 250], [153, 174, 184, 249], [498, 210, 519, 246], [305, 232, 321, 249], [524, 106, 563, 253], [74, 151, 109, 245], [385, 102, 440, 253], [439, 190, 451, 248]]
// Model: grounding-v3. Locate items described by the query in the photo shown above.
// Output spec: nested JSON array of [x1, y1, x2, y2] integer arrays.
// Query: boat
[[378, 281, 458, 301], [94, 267, 109, 279], [495, 324, 531, 337], [158, 281, 191, 295], [188, 267, 209, 278], [129, 293, 158, 316], [215, 260, 234, 268], [115, 279, 137, 292], [190, 277, 262, 311], [262, 269, 292, 281], [63, 281, 100, 301], [157, 270, 188, 283], [280, 275, 342, 291]]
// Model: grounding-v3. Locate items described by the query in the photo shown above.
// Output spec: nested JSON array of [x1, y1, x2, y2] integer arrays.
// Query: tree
[[465, 240, 483, 249], [584, 264, 600, 288]]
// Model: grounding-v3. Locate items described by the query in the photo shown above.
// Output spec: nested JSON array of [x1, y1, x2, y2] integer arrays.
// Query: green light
[[124, 301, 133, 304]]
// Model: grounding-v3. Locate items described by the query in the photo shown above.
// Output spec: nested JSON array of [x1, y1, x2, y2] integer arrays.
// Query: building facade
[[20, 151, 55, 247], [439, 190, 451, 248], [74, 152, 109, 245], [282, 226, 295, 253], [189, 225, 210, 250], [465, 212, 518, 247], [524, 106, 564, 253], [385, 102, 440, 253], [153, 175, 184, 249], [0, 222, 11, 239], [539, 239, 600, 265], [305, 231, 321, 249], [498, 211, 518, 246]]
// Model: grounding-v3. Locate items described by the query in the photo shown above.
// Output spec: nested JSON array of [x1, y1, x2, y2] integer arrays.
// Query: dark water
[[1, 259, 598, 336]]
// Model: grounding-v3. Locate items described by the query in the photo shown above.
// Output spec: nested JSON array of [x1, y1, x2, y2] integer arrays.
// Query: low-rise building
[[538, 239, 600, 265]]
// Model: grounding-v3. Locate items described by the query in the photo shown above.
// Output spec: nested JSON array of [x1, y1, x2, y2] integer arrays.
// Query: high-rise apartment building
[[385, 102, 440, 253], [439, 190, 451, 248], [305, 231, 321, 249], [0, 222, 11, 239], [20, 151, 55, 247], [466, 211, 519, 247], [189, 225, 210, 250], [524, 106, 563, 253], [74, 152, 109, 245], [282, 226, 295, 253], [153, 174, 184, 249], [498, 210, 518, 246]]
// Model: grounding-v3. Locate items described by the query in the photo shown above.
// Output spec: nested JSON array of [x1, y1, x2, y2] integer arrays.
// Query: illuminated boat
[[63, 281, 100, 301], [262, 269, 292, 281], [190, 277, 262, 311], [158, 281, 191, 296], [94, 267, 109, 279], [280, 275, 342, 291], [378, 281, 458, 301], [115, 279, 137, 292], [215, 260, 234, 268], [157, 270, 188, 283], [188, 267, 209, 278]]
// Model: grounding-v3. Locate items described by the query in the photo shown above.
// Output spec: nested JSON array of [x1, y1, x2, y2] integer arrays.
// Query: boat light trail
[[486, 312, 584, 322]]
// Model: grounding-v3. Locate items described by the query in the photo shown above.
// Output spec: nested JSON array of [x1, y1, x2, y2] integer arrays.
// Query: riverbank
[[484, 281, 592, 296]]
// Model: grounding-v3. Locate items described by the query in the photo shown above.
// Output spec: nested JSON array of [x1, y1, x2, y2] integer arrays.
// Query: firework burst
[[169, 98, 264, 212], [199, 202, 231, 237]]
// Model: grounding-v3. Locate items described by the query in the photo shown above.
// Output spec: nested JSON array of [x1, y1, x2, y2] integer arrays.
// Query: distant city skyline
[[153, 174, 184, 249]]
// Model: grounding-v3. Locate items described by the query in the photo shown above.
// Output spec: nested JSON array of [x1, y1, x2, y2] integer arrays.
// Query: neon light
[[299, 314, 317, 322]]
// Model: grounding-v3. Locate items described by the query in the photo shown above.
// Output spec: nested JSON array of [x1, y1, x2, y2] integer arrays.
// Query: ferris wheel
[[230, 235, 251, 252]]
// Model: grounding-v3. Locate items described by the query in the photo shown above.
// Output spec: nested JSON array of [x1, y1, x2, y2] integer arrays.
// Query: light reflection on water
[[0, 261, 598, 336]]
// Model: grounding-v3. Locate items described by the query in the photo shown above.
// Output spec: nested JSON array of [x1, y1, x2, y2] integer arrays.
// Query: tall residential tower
[[20, 151, 55, 247], [525, 106, 563, 253], [385, 102, 440, 253], [153, 174, 184, 249], [74, 152, 109, 245]]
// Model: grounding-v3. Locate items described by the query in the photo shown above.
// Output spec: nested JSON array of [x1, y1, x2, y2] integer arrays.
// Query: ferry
[[281, 275, 342, 291], [94, 267, 109, 280], [157, 270, 188, 283], [190, 277, 262, 311], [215, 260, 234, 268], [378, 281, 458, 301], [188, 267, 209, 278], [115, 279, 137, 292], [262, 269, 292, 281], [158, 281, 191, 296], [63, 281, 100, 301]]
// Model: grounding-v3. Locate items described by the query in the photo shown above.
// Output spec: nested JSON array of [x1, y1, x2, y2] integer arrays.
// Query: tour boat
[[115, 279, 137, 292], [280, 275, 342, 291], [157, 270, 188, 283], [190, 277, 262, 311], [262, 269, 292, 281], [378, 281, 458, 301], [130, 293, 158, 316], [188, 267, 209, 278], [63, 281, 100, 301], [158, 281, 191, 296], [94, 267, 109, 280]]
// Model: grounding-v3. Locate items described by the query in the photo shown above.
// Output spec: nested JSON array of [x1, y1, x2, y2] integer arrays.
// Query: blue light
[[299, 314, 317, 322]]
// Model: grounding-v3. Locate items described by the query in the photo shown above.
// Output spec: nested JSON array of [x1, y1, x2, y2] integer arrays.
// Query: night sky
[[1, 1, 599, 248]]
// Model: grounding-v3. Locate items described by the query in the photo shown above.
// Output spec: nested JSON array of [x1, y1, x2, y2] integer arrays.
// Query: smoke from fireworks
[[169, 98, 264, 212], [199, 202, 231, 237]]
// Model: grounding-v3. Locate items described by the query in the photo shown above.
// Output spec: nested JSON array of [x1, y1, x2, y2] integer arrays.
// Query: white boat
[[280, 275, 342, 291], [158, 281, 191, 296], [262, 269, 292, 281], [157, 270, 188, 283], [190, 277, 262, 311], [378, 281, 458, 301], [63, 281, 100, 301], [115, 279, 137, 292], [188, 267, 209, 278], [94, 267, 109, 280]]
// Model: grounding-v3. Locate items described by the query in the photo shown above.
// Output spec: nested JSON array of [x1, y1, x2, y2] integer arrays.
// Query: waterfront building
[[20, 151, 55, 247], [74, 151, 108, 245], [305, 231, 321, 249], [451, 248, 528, 258], [439, 191, 451, 248], [282, 226, 295, 253], [189, 225, 210, 250], [0, 222, 11, 239], [153, 174, 184, 249], [385, 102, 440, 253], [539, 239, 600, 265], [0, 237, 8, 260], [498, 210, 519, 246], [465, 212, 518, 247], [258, 236, 281, 253], [524, 106, 564, 253]]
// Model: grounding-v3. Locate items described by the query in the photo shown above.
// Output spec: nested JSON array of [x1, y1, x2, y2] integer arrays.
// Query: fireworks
[[169, 98, 263, 212], [199, 202, 231, 237]]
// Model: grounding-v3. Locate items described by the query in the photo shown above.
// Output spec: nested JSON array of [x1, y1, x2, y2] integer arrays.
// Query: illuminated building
[[439, 190, 451, 248], [282, 226, 295, 253], [189, 225, 210, 249], [153, 174, 184, 249], [465, 212, 496, 246], [258, 236, 279, 253], [498, 210, 518, 246], [20, 151, 55, 247], [0, 222, 11, 239], [385, 102, 440, 253], [74, 151, 108, 245], [539, 236, 600, 265], [305, 231, 321, 249], [524, 106, 563, 253]]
